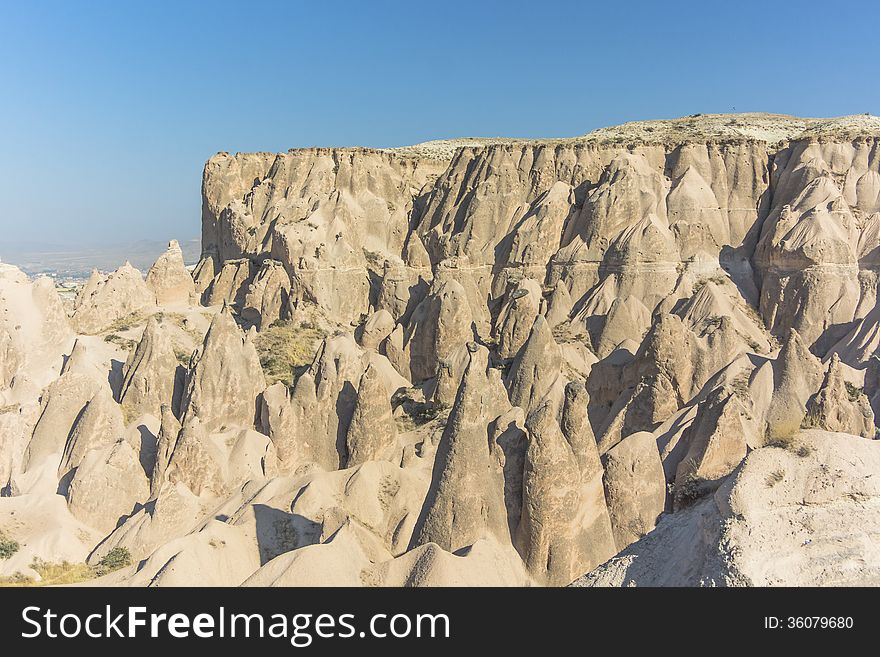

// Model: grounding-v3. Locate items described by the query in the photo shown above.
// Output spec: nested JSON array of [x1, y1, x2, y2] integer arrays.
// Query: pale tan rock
[[71, 262, 155, 334], [151, 403, 181, 497], [257, 381, 301, 471], [165, 416, 224, 496], [414, 345, 512, 552], [544, 280, 573, 327], [11, 114, 880, 588], [673, 386, 752, 507], [288, 333, 365, 470], [180, 305, 265, 432], [119, 316, 183, 419], [376, 260, 429, 323], [58, 387, 124, 480], [240, 259, 291, 329], [66, 439, 150, 533], [764, 328, 825, 441], [517, 402, 616, 585], [146, 240, 196, 305], [804, 353, 874, 437], [602, 431, 666, 551], [505, 315, 562, 414], [346, 364, 398, 467], [494, 279, 542, 359], [192, 254, 217, 295], [0, 403, 39, 491], [23, 371, 100, 471], [203, 258, 255, 307], [577, 430, 880, 587], [405, 278, 474, 383], [357, 309, 395, 350]]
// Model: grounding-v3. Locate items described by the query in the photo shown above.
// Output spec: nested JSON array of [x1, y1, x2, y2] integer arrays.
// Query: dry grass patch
[[254, 320, 327, 387], [0, 547, 132, 587]]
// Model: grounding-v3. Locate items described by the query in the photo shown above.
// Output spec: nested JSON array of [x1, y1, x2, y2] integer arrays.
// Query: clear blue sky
[[1, 0, 878, 246]]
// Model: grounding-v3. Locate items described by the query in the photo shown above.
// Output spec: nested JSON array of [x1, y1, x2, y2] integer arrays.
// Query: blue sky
[[1, 0, 878, 245]]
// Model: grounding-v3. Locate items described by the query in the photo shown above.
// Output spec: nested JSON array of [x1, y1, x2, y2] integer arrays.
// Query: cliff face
[[200, 117, 880, 363], [200, 148, 449, 320], [5, 113, 880, 588]]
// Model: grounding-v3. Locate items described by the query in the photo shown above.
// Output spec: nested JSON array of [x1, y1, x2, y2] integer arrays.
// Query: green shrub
[[0, 534, 19, 559], [94, 547, 132, 576]]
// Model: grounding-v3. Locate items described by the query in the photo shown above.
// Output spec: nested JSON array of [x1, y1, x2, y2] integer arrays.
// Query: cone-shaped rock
[[413, 344, 511, 552], [517, 401, 616, 585], [119, 316, 183, 418], [146, 240, 196, 305], [257, 381, 300, 470], [506, 315, 562, 414], [59, 386, 124, 480], [346, 363, 398, 467], [406, 278, 474, 383], [165, 415, 224, 496], [544, 280, 573, 327], [601, 431, 666, 551], [673, 386, 752, 508], [495, 279, 542, 359], [180, 305, 265, 432], [71, 262, 155, 334], [765, 328, 825, 441], [66, 438, 150, 533], [151, 403, 181, 497], [804, 354, 874, 437]]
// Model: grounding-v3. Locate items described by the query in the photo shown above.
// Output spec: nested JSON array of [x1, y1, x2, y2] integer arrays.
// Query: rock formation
[[5, 113, 880, 587], [118, 316, 183, 418], [180, 305, 265, 432], [601, 431, 666, 551], [71, 263, 155, 334], [413, 344, 512, 552], [146, 240, 196, 305], [345, 364, 398, 467]]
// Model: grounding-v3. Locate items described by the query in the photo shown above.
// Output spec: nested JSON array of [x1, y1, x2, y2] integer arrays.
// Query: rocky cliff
[[2, 113, 880, 586]]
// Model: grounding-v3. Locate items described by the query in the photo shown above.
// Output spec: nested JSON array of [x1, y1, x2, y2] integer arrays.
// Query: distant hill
[[0, 238, 201, 280]]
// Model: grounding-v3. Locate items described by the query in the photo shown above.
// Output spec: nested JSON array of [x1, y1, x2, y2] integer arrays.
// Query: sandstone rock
[[346, 364, 398, 467], [673, 386, 753, 507], [23, 371, 100, 471], [505, 315, 562, 414], [180, 305, 265, 432], [804, 353, 874, 437], [288, 333, 365, 470], [576, 430, 880, 586], [405, 278, 475, 383], [413, 345, 512, 552], [203, 258, 255, 307], [257, 381, 300, 471], [764, 328, 825, 441], [356, 309, 395, 350], [602, 431, 666, 551], [58, 387, 125, 481], [544, 280, 573, 327], [118, 316, 183, 419], [494, 279, 542, 359], [240, 259, 291, 329], [151, 403, 181, 497], [66, 439, 150, 533], [146, 240, 196, 305], [11, 114, 880, 588], [376, 260, 429, 323], [71, 262, 155, 334], [165, 416, 225, 496], [517, 402, 616, 585]]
